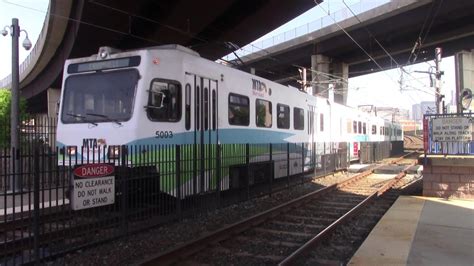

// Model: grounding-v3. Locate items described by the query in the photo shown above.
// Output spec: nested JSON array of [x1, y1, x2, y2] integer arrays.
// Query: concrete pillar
[[332, 62, 349, 105], [455, 49, 474, 113], [47, 88, 60, 117], [311, 54, 330, 97]]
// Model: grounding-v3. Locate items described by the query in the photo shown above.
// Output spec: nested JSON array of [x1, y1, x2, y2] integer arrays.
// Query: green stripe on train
[[129, 144, 272, 193]]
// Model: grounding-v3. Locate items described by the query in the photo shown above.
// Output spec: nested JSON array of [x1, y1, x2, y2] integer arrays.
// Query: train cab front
[[57, 49, 140, 166]]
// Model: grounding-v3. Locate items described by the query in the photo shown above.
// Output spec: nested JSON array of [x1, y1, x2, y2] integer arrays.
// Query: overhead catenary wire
[[405, 1, 434, 64], [341, 0, 439, 97], [314, 1, 420, 105], [238, 2, 422, 106], [327, 1, 443, 106], [342, 0, 401, 68], [406, 0, 444, 65], [230, 42, 349, 88]]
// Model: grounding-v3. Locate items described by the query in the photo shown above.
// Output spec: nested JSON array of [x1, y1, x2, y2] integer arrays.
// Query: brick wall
[[423, 165, 474, 199]]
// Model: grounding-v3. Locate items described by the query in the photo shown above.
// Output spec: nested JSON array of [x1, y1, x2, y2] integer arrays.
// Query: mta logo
[[82, 138, 106, 149]]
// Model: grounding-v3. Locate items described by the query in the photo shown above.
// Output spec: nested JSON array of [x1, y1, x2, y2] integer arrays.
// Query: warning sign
[[72, 163, 115, 210], [432, 117, 473, 142]]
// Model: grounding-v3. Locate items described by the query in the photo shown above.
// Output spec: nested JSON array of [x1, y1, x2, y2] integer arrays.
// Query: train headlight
[[67, 146, 77, 156], [99, 49, 108, 59], [108, 145, 124, 159]]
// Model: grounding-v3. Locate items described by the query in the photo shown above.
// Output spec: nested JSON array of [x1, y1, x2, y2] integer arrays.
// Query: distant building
[[375, 107, 410, 122], [398, 119, 422, 133], [412, 101, 436, 121]]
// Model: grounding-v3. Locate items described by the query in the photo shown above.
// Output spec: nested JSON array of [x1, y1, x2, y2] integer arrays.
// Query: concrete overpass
[[1, 0, 321, 113], [230, 0, 474, 103]]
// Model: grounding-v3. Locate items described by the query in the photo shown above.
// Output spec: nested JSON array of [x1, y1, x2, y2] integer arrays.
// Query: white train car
[[57, 44, 402, 169]]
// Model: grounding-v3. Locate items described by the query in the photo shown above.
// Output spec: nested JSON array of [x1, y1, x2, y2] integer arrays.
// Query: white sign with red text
[[72, 164, 115, 210]]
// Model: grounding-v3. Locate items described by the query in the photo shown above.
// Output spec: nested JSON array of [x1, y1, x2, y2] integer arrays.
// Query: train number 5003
[[155, 131, 173, 138]]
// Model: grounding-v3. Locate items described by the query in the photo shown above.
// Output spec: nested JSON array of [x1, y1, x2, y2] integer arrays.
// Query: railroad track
[[0, 152, 419, 263], [139, 153, 419, 265], [404, 135, 423, 150]]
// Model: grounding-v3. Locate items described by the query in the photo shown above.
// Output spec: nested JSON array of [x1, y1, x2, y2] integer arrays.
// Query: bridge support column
[[47, 88, 60, 117], [332, 62, 348, 105], [311, 54, 330, 97], [455, 49, 474, 113], [311, 54, 348, 105]]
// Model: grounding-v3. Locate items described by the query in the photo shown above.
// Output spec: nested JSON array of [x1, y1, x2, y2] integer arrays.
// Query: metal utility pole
[[435, 47, 443, 113], [2, 18, 31, 192], [10, 18, 21, 192]]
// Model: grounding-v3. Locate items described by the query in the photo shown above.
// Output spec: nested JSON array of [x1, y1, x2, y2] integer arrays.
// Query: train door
[[185, 72, 219, 194]]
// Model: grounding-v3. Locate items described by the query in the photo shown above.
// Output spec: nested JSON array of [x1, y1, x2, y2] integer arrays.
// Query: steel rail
[[137, 153, 413, 266], [138, 170, 374, 265], [279, 162, 416, 265]]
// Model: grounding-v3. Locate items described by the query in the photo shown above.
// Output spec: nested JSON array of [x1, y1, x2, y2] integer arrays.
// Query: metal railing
[[423, 113, 474, 155], [0, 139, 349, 264]]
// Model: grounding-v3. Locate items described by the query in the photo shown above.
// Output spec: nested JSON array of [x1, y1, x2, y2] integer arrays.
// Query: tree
[[0, 89, 27, 148]]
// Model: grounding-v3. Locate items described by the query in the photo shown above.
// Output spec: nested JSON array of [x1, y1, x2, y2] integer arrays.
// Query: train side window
[[256, 99, 272, 128], [358, 121, 362, 134], [353, 121, 357, 133], [185, 84, 191, 130], [380, 126, 383, 135], [372, 125, 377, 135], [147, 79, 181, 122], [320, 113, 324, 132], [277, 104, 290, 129], [347, 119, 352, 133], [363, 122, 366, 134], [228, 93, 249, 126], [294, 107, 304, 130]]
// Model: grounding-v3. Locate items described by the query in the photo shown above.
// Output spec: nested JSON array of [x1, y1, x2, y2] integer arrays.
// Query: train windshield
[[61, 69, 138, 124]]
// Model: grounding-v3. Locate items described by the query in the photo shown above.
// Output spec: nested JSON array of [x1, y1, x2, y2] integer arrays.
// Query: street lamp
[[2, 18, 31, 192]]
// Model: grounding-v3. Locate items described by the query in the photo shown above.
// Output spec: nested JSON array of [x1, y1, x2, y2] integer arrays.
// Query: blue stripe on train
[[127, 128, 295, 146]]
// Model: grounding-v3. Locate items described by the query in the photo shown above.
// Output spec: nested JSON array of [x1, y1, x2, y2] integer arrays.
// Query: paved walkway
[[349, 196, 474, 266]]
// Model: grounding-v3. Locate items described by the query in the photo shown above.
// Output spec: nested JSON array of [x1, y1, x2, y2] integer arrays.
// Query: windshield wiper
[[66, 113, 98, 126], [86, 113, 122, 125]]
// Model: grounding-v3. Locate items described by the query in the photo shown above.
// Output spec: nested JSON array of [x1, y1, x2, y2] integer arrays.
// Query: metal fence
[[0, 137, 348, 264], [423, 113, 474, 155], [359, 141, 404, 164]]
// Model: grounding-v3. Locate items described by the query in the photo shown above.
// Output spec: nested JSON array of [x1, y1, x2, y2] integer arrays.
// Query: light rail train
[[56, 45, 402, 193]]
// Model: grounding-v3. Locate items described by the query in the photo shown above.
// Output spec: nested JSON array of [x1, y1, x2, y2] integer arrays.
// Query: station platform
[[349, 196, 474, 265]]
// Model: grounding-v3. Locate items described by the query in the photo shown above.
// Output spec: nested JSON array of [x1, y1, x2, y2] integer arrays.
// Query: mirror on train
[[460, 88, 472, 111], [145, 91, 167, 109]]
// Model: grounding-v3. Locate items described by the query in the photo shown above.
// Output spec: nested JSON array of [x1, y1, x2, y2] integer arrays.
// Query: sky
[[0, 0, 455, 113], [0, 0, 48, 78]]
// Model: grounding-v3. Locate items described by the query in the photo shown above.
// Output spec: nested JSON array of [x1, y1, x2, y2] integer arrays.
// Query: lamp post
[[2, 18, 31, 192]]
